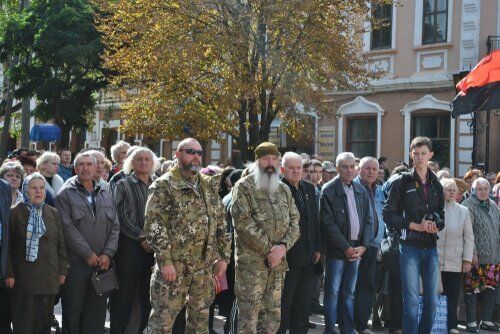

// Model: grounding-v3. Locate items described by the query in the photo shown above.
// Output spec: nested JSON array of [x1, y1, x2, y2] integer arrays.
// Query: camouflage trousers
[[235, 265, 286, 334], [144, 263, 214, 334]]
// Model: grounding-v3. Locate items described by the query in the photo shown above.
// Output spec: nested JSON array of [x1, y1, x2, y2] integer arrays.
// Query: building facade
[[318, 0, 500, 176]]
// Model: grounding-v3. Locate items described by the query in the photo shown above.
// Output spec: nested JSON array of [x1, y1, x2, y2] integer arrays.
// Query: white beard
[[253, 163, 280, 195]]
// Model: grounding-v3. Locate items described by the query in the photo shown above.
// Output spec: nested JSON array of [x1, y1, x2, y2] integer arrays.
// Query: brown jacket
[[7, 202, 68, 295]]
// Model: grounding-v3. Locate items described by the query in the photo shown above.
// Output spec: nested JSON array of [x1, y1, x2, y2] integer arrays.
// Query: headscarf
[[22, 173, 47, 262]]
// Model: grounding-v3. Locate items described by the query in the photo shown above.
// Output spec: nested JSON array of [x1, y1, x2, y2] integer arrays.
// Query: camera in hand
[[425, 212, 436, 222]]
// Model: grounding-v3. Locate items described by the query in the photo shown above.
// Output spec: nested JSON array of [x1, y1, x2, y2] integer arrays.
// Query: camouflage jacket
[[230, 173, 300, 271], [144, 166, 231, 269]]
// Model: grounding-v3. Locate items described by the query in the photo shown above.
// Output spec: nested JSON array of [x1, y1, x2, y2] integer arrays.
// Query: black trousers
[[110, 235, 154, 334], [11, 294, 55, 334], [441, 271, 461, 330], [61, 261, 107, 334], [0, 286, 11, 333], [466, 287, 498, 323], [384, 249, 403, 331], [278, 264, 316, 334]]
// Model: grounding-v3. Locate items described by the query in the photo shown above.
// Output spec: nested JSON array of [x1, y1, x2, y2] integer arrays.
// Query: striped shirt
[[113, 172, 156, 240]]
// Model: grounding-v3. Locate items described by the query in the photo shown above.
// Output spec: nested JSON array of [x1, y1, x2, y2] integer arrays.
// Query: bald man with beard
[[144, 138, 231, 333], [230, 142, 300, 333]]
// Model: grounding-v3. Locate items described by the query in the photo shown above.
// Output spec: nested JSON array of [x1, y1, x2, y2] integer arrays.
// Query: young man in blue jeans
[[383, 136, 445, 334]]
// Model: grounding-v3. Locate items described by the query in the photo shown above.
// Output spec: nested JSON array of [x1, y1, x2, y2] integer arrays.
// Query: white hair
[[335, 152, 356, 166], [440, 178, 457, 190], [359, 156, 379, 169], [36, 151, 60, 170], [436, 170, 451, 181], [251, 161, 280, 195], [472, 177, 491, 190], [87, 150, 106, 161], [74, 152, 97, 166], [122, 147, 160, 175], [110, 140, 131, 163], [282, 152, 302, 167]]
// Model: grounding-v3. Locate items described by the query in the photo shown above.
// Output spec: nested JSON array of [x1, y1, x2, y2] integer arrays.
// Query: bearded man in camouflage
[[144, 138, 231, 333], [230, 142, 300, 333]]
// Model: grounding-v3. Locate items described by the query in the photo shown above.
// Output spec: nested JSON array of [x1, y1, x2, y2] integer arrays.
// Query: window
[[371, 4, 392, 50], [422, 0, 448, 45], [411, 114, 450, 167], [346, 117, 376, 158]]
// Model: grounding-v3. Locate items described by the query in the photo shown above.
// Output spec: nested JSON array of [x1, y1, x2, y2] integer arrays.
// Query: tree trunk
[[237, 100, 250, 163], [0, 60, 15, 160], [20, 96, 30, 148], [19, 0, 31, 148], [58, 123, 71, 149]]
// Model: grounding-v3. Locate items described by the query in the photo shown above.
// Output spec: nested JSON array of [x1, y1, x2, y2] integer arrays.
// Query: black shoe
[[372, 320, 384, 331], [480, 322, 500, 332], [310, 304, 325, 314], [466, 324, 480, 333], [51, 314, 59, 328], [308, 321, 317, 329]]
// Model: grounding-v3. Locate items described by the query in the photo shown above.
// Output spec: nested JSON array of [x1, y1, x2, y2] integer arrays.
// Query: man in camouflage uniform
[[230, 142, 300, 333], [144, 138, 231, 333]]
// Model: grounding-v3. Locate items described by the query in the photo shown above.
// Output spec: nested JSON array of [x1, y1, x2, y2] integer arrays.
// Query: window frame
[[346, 116, 377, 158], [422, 0, 448, 45], [410, 112, 451, 167], [370, 4, 393, 50]]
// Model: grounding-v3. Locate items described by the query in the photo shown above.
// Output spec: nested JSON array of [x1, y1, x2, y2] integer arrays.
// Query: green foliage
[[0, 0, 107, 146]]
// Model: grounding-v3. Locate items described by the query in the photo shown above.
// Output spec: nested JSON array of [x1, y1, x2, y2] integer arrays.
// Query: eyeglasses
[[180, 148, 203, 156]]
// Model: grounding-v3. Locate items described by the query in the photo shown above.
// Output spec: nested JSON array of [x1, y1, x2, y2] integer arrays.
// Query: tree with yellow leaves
[[97, 0, 390, 161]]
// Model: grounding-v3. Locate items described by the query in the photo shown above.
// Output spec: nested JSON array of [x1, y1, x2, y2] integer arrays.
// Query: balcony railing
[[487, 35, 500, 54]]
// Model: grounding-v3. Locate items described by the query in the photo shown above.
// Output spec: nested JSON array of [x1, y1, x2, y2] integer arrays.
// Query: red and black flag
[[452, 50, 500, 117]]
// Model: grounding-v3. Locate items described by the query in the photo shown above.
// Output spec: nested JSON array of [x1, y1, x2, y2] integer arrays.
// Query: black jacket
[[282, 178, 321, 267], [382, 168, 445, 248], [0, 179, 10, 278], [319, 176, 373, 260]]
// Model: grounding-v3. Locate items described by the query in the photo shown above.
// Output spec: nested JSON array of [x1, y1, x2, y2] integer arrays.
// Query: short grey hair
[[110, 140, 131, 163], [122, 147, 160, 175], [282, 152, 302, 167], [36, 151, 60, 170], [472, 177, 491, 190], [0, 161, 25, 179], [359, 157, 379, 169], [74, 152, 97, 166], [24, 172, 46, 187], [87, 149, 106, 161], [335, 152, 356, 166]]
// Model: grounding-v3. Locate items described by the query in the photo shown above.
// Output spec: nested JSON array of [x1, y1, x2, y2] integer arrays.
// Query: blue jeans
[[400, 243, 439, 334], [323, 257, 360, 334]]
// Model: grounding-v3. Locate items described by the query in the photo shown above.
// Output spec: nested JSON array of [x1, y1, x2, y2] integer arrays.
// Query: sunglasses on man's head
[[180, 148, 203, 156]]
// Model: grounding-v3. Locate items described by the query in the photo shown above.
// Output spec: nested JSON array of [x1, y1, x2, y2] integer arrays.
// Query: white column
[[376, 114, 382, 158], [403, 112, 411, 164], [337, 117, 344, 154]]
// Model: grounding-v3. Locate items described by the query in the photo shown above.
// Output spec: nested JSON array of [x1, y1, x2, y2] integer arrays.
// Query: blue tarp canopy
[[29, 124, 61, 142]]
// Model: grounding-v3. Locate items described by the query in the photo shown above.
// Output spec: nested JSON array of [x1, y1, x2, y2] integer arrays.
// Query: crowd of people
[[0, 136, 498, 334]]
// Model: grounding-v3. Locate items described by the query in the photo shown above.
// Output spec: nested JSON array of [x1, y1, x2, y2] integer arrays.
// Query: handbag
[[90, 267, 119, 297], [417, 294, 448, 334], [380, 231, 400, 265]]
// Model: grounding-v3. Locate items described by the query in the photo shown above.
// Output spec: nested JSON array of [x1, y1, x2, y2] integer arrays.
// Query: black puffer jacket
[[382, 168, 445, 248]]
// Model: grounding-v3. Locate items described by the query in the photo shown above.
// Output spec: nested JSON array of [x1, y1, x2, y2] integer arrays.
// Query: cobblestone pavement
[[53, 301, 471, 333]]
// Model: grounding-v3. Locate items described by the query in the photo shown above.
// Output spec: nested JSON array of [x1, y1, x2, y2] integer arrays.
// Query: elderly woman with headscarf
[[436, 178, 474, 333], [0, 161, 25, 206], [461, 177, 500, 332], [5, 172, 68, 334]]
